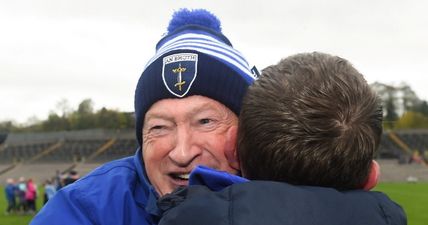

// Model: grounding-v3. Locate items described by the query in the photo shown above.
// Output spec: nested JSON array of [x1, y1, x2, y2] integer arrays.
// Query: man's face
[[142, 95, 239, 196]]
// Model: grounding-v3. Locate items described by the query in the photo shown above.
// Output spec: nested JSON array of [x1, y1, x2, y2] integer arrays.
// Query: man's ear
[[362, 160, 380, 191], [224, 125, 240, 171]]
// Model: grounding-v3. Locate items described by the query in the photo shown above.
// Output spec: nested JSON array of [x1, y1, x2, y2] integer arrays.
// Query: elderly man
[[30, 9, 257, 225]]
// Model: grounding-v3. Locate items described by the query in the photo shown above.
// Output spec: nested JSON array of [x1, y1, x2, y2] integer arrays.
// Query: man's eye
[[199, 118, 212, 125], [150, 125, 164, 130]]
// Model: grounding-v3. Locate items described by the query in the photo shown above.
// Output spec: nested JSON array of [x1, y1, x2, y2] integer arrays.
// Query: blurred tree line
[[0, 98, 135, 132], [2, 82, 428, 133], [371, 82, 428, 129]]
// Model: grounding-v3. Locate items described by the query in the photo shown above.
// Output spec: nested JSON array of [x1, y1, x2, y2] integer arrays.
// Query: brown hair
[[238, 52, 383, 190]]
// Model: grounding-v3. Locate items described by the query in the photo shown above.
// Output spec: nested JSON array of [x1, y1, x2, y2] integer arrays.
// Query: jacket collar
[[133, 147, 161, 221]]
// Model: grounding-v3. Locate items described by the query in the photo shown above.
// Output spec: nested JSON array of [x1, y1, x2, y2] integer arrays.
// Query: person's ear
[[362, 160, 380, 191], [224, 125, 240, 171]]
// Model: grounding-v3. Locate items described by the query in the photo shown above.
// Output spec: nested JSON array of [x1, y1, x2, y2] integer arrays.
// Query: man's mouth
[[170, 173, 190, 181]]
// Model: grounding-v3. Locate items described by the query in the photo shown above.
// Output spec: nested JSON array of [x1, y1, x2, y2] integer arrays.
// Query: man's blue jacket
[[31, 154, 407, 225], [158, 166, 407, 225], [30, 149, 160, 225]]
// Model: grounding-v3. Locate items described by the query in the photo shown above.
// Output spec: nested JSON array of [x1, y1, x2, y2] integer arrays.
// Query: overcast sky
[[1, 0, 427, 124]]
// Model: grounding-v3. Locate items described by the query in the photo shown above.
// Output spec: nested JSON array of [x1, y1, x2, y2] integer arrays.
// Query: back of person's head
[[238, 52, 383, 190]]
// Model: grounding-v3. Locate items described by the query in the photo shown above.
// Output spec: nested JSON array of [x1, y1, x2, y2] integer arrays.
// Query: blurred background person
[[63, 170, 79, 187], [4, 178, 17, 215], [16, 177, 27, 214], [25, 178, 37, 214], [43, 179, 57, 205]]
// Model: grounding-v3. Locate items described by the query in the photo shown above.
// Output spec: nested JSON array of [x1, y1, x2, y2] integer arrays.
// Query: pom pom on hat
[[167, 8, 222, 33], [135, 8, 258, 146]]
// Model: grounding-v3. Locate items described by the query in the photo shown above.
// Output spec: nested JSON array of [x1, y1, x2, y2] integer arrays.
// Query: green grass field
[[0, 183, 426, 225], [374, 182, 428, 225]]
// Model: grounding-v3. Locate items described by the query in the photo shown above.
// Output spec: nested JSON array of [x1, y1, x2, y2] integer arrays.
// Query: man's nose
[[168, 126, 201, 167]]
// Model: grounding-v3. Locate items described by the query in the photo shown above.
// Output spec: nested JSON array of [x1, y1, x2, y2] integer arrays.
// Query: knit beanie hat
[[135, 9, 258, 145]]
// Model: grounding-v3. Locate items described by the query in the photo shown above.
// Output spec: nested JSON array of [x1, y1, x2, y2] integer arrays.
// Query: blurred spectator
[[410, 150, 423, 164], [25, 179, 37, 214], [63, 170, 79, 186], [16, 177, 27, 213], [43, 180, 57, 205], [54, 170, 63, 190], [5, 178, 17, 215]]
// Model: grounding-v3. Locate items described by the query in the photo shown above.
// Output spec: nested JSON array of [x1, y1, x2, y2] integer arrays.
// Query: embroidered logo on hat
[[162, 53, 198, 97]]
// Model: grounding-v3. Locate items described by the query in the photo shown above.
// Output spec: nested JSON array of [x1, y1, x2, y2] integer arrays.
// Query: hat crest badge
[[162, 53, 198, 97]]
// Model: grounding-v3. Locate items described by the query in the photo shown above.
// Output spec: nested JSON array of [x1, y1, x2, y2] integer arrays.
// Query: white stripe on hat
[[158, 33, 224, 50], [162, 46, 254, 79], [159, 39, 248, 66], [148, 33, 248, 67], [156, 41, 249, 70], [158, 33, 246, 62], [145, 34, 254, 80]]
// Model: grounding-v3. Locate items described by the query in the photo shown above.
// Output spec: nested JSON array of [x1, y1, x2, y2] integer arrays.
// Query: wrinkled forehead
[[143, 95, 238, 124]]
